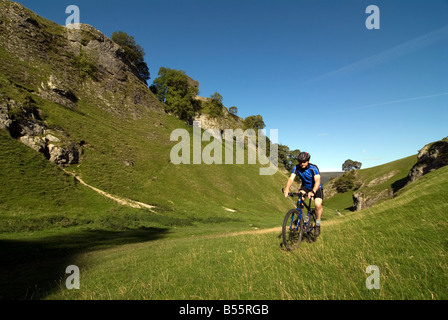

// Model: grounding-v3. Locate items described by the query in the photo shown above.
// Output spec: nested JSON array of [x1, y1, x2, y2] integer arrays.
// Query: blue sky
[[16, 0, 448, 171]]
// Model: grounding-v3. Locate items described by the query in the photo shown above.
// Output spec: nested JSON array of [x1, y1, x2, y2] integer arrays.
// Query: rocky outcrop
[[0, 0, 163, 119], [367, 170, 399, 187], [39, 75, 78, 109], [321, 177, 339, 200], [193, 99, 244, 136], [352, 189, 393, 211], [186, 76, 199, 90], [194, 112, 243, 138], [405, 138, 448, 186], [0, 0, 166, 165], [0, 97, 81, 166]]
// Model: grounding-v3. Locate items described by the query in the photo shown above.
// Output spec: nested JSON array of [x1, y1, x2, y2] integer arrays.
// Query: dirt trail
[[211, 218, 341, 239], [223, 227, 282, 238], [64, 170, 156, 211], [62, 170, 343, 241]]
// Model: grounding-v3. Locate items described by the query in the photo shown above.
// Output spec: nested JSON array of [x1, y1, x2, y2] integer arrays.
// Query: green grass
[[29, 166, 446, 300], [2, 165, 447, 300], [1, 0, 446, 300], [0, 128, 176, 233]]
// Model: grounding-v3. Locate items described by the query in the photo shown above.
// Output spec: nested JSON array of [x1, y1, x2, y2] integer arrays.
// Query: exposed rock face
[[194, 113, 242, 139], [352, 189, 393, 211], [350, 170, 399, 211], [321, 177, 339, 200], [367, 170, 398, 187], [0, 0, 163, 118], [0, 97, 81, 166], [39, 75, 78, 109], [0, 0, 164, 165], [47, 142, 80, 165], [405, 138, 448, 186], [193, 103, 244, 141], [186, 75, 199, 90]]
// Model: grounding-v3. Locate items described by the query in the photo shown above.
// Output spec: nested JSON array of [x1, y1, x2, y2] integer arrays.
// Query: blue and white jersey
[[292, 164, 323, 190]]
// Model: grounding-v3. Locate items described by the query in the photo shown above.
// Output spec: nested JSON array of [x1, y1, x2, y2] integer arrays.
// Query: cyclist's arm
[[284, 173, 296, 197], [313, 174, 321, 193]]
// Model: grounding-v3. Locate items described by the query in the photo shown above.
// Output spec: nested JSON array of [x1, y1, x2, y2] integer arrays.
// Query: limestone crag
[[352, 189, 393, 212], [405, 138, 448, 186], [0, 97, 80, 166], [0, 0, 163, 118], [0, 0, 164, 165]]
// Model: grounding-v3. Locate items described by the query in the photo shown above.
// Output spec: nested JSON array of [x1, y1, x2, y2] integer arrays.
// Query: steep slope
[[324, 155, 417, 213], [324, 138, 448, 215], [0, 128, 152, 233], [0, 0, 290, 234]]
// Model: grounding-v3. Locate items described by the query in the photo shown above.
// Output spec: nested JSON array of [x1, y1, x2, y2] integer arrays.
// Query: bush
[[229, 106, 238, 116], [151, 67, 200, 122], [205, 92, 224, 118], [73, 48, 97, 79], [334, 171, 355, 193]]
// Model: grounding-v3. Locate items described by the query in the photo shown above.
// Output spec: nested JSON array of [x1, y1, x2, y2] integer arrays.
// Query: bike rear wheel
[[282, 209, 304, 251]]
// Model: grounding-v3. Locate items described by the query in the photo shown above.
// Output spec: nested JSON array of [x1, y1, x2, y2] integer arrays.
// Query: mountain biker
[[283, 152, 323, 238]]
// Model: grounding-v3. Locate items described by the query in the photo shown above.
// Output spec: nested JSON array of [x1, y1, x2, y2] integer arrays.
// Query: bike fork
[[290, 211, 302, 231]]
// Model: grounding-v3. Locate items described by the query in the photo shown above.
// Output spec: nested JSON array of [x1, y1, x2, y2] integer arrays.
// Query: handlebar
[[282, 188, 311, 199]]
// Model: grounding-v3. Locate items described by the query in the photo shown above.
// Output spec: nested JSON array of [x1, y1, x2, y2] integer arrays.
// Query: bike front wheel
[[282, 209, 304, 251], [305, 209, 317, 243]]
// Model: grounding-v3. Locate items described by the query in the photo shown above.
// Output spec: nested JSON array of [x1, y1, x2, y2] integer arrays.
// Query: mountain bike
[[281, 189, 317, 251]]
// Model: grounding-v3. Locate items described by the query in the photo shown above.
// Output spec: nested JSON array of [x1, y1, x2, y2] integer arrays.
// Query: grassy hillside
[[0, 129, 145, 233], [16, 164, 445, 300], [0, 92, 290, 233], [0, 0, 291, 235], [1, 1, 446, 301], [0, 1, 295, 299], [323, 155, 417, 214]]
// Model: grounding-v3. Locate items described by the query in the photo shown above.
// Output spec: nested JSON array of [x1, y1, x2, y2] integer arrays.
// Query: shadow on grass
[[392, 176, 409, 193], [0, 227, 169, 300]]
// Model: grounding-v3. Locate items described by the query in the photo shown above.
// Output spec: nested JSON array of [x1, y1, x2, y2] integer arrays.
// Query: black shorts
[[299, 187, 324, 200]]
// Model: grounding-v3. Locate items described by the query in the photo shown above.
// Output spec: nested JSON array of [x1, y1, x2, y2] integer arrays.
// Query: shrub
[[334, 171, 356, 193]]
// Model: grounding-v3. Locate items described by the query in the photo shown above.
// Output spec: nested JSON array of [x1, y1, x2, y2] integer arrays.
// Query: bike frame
[[290, 194, 313, 232]]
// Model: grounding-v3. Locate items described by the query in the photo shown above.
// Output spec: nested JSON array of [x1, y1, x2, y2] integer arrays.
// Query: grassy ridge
[[37, 165, 448, 300], [0, 129, 134, 232], [323, 155, 418, 214]]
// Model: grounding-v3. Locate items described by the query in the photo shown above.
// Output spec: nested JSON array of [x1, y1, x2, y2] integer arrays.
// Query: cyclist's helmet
[[298, 152, 311, 162]]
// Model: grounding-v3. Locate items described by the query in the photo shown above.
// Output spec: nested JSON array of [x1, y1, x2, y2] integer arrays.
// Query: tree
[[229, 106, 238, 116], [151, 67, 200, 122], [342, 159, 362, 172], [278, 145, 301, 172], [334, 171, 356, 193], [111, 31, 150, 85], [208, 92, 224, 118], [210, 92, 223, 105], [244, 115, 265, 131]]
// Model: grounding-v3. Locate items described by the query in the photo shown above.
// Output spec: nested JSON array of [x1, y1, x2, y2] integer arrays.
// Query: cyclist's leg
[[314, 189, 324, 220], [314, 190, 324, 238]]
